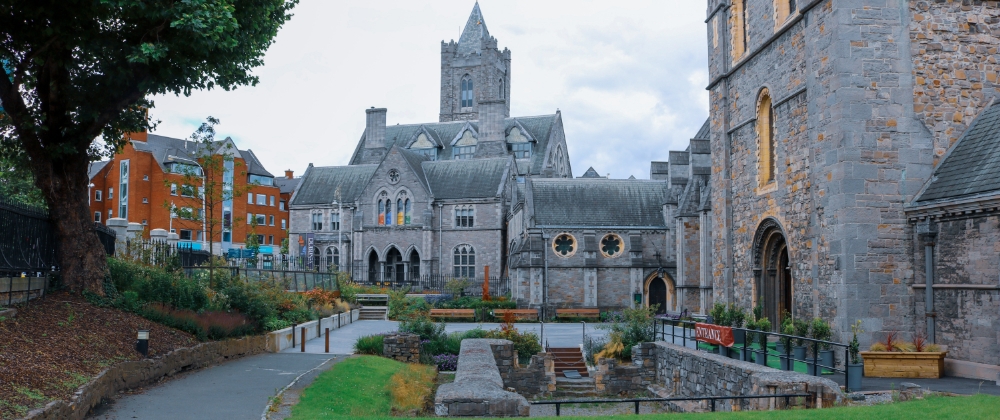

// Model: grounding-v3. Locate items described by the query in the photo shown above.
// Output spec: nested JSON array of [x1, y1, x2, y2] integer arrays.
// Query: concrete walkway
[[282, 320, 616, 354], [88, 353, 343, 420]]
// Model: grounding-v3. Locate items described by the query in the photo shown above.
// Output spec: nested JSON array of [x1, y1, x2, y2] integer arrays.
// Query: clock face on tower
[[388, 169, 400, 184]]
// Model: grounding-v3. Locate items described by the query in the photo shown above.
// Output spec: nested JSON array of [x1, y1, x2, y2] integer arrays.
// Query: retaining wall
[[265, 308, 360, 352], [490, 342, 555, 398], [434, 339, 529, 417], [651, 342, 843, 411], [24, 336, 266, 420], [383, 332, 420, 363]]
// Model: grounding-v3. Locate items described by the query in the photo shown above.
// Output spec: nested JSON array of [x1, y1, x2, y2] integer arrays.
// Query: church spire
[[457, 2, 490, 56]]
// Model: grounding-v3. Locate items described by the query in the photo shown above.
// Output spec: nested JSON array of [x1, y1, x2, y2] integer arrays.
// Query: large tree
[[0, 0, 296, 294]]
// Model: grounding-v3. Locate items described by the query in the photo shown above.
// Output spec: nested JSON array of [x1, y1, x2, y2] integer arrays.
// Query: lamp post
[[136, 329, 149, 357]]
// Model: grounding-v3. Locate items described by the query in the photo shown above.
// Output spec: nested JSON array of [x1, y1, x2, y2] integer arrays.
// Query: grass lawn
[[288, 355, 1000, 420]]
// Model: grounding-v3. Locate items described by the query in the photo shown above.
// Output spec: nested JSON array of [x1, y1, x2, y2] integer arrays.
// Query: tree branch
[[10, 36, 58, 89]]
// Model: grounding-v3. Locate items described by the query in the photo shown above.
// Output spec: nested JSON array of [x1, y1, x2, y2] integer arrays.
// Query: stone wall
[[651, 342, 842, 411], [25, 336, 267, 420], [489, 341, 555, 398], [594, 342, 657, 395], [435, 339, 529, 417], [383, 332, 421, 363]]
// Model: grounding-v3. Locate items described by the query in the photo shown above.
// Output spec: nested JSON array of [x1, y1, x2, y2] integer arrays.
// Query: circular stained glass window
[[388, 169, 400, 184], [552, 233, 576, 257], [601, 234, 623, 258]]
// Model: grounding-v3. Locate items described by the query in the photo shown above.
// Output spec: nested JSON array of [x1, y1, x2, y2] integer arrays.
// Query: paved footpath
[[88, 353, 342, 420]]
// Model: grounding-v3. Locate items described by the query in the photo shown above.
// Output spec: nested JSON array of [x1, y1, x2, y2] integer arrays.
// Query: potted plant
[[847, 320, 864, 391], [775, 311, 791, 354], [860, 332, 945, 379], [744, 318, 758, 362], [811, 318, 834, 372], [727, 305, 747, 361], [792, 318, 809, 361], [709, 303, 729, 356], [754, 318, 771, 366], [779, 322, 795, 371]]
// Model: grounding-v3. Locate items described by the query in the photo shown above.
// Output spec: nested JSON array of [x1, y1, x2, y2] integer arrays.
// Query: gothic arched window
[[461, 75, 474, 108], [453, 245, 476, 278], [756, 88, 776, 185], [499, 78, 504, 99], [385, 199, 393, 226], [404, 199, 412, 224], [378, 199, 385, 225], [326, 247, 339, 272], [396, 198, 404, 225]]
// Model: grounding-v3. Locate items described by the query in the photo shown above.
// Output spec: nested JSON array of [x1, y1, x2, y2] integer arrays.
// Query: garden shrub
[[141, 303, 253, 340], [596, 306, 655, 360], [355, 334, 385, 355], [432, 354, 458, 371], [389, 296, 430, 320], [386, 363, 436, 414], [399, 317, 445, 341]]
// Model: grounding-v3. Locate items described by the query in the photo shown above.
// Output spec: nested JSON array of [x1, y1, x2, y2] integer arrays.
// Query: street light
[[136, 329, 149, 357]]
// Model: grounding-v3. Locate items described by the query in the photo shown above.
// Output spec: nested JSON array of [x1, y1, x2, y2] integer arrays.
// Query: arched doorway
[[367, 250, 379, 283], [753, 219, 793, 330], [385, 247, 404, 285], [644, 273, 676, 314], [408, 250, 420, 281]]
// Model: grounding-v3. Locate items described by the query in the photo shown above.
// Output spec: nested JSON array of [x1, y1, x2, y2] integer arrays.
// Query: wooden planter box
[[860, 351, 947, 378]]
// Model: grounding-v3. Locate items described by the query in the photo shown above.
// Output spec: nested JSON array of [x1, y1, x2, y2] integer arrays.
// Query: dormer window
[[510, 143, 531, 159], [454, 146, 476, 160], [413, 148, 438, 160], [461, 75, 474, 108]]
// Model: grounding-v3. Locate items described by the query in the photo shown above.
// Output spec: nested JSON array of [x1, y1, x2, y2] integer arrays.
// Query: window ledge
[[755, 182, 778, 195]]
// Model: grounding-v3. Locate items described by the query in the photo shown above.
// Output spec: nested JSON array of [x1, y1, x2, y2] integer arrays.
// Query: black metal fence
[[0, 197, 56, 277], [531, 393, 814, 415], [654, 318, 856, 392], [349, 265, 510, 296], [118, 239, 211, 268], [182, 266, 337, 293]]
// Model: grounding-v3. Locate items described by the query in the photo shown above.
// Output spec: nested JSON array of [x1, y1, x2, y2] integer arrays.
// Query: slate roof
[[291, 165, 378, 205], [529, 178, 668, 227], [693, 119, 710, 140], [348, 114, 558, 175], [916, 101, 1000, 203], [580, 167, 602, 178], [457, 3, 490, 56], [422, 157, 510, 199], [241, 149, 274, 177], [275, 177, 300, 194], [88, 160, 109, 180], [677, 175, 711, 215]]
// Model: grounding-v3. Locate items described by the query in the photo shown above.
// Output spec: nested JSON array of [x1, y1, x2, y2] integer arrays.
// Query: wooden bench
[[430, 309, 476, 320], [556, 308, 600, 319], [492, 308, 539, 321]]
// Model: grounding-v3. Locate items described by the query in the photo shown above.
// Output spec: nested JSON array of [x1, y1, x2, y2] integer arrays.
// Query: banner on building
[[694, 323, 734, 347], [304, 233, 315, 269]]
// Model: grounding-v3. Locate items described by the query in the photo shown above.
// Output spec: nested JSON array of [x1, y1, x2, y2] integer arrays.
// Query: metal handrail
[[531, 393, 813, 415]]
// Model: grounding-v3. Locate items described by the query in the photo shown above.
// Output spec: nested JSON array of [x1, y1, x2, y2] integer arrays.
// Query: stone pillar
[[126, 222, 143, 239], [150, 228, 168, 243], [382, 332, 420, 363], [106, 218, 128, 240], [167, 232, 179, 246], [583, 268, 597, 307]]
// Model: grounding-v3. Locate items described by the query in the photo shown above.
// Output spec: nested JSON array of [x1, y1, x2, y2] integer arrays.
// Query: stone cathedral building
[[704, 0, 1000, 379], [287, 3, 717, 314]]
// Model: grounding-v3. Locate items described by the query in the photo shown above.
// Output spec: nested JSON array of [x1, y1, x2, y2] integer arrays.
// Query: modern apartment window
[[94, 212, 101, 222], [455, 207, 474, 227], [108, 209, 112, 219], [510, 143, 532, 158], [257, 194, 266, 206], [247, 213, 253, 224], [108, 187, 113, 199], [281, 219, 286, 229], [267, 235, 273, 245], [311, 213, 323, 231], [248, 174, 274, 186], [454, 145, 476, 160], [256, 234, 264, 244], [118, 160, 129, 220], [170, 184, 177, 196], [331, 213, 340, 231], [248, 193, 253, 204], [270, 196, 275, 206], [95, 190, 102, 201], [279, 200, 286, 211], [142, 197, 148, 204], [180, 185, 195, 197], [222, 231, 231, 242], [269, 215, 274, 226], [256, 214, 265, 225], [141, 219, 147, 225], [180, 230, 193, 240]]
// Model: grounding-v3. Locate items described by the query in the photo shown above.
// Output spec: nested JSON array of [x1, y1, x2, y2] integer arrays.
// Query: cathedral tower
[[439, 2, 511, 122]]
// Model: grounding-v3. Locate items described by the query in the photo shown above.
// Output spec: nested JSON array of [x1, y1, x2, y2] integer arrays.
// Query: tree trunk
[[31, 147, 107, 295]]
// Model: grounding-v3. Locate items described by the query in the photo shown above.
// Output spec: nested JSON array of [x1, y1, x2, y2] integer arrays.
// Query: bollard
[[301, 327, 306, 352], [325, 328, 330, 353]]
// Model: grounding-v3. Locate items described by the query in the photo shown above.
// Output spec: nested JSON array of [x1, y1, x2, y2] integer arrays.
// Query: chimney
[[474, 99, 506, 157], [365, 107, 387, 149], [284, 169, 294, 179]]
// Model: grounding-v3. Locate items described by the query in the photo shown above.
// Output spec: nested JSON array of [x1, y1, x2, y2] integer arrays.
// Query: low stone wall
[[489, 342, 555, 398], [595, 342, 657, 395], [435, 339, 529, 417], [383, 332, 420, 363], [652, 342, 843, 411], [266, 308, 360, 352], [25, 335, 267, 420]]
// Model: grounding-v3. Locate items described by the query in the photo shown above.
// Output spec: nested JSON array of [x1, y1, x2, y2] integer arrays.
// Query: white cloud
[[148, 0, 709, 179]]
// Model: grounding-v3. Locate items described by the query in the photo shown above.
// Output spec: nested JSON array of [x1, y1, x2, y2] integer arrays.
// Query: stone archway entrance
[[385, 247, 404, 284], [644, 273, 676, 314], [753, 219, 793, 331], [367, 250, 379, 283]]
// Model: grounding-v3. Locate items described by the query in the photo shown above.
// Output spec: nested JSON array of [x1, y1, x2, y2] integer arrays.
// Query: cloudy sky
[[148, 1, 709, 179]]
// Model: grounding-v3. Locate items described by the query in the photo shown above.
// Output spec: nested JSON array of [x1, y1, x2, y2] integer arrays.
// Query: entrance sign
[[694, 323, 734, 347]]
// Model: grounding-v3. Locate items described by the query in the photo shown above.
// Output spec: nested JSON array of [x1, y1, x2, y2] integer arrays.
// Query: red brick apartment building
[[88, 131, 299, 255]]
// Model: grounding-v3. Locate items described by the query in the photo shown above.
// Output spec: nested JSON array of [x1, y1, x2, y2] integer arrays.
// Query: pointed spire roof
[[457, 2, 490, 56], [580, 167, 602, 178]]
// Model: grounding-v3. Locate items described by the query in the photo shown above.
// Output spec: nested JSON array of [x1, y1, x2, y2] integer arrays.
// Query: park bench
[[491, 308, 539, 321], [555, 308, 600, 320], [430, 308, 476, 320]]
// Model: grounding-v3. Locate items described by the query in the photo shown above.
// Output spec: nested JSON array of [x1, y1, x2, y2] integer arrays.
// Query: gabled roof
[[397, 147, 431, 194], [88, 160, 109, 180], [275, 177, 300, 195], [580, 167, 602, 178], [241, 149, 274, 177], [422, 157, 510, 199], [457, 2, 490, 56], [693, 118, 710, 140], [348, 114, 558, 175], [291, 165, 378, 205], [529, 178, 668, 227], [916, 100, 1000, 203]]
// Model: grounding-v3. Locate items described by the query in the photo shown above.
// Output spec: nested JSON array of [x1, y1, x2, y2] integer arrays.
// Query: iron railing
[[0, 197, 56, 276], [118, 239, 211, 268], [654, 318, 855, 391], [348, 264, 510, 296], [182, 266, 338, 293], [531, 393, 813, 415]]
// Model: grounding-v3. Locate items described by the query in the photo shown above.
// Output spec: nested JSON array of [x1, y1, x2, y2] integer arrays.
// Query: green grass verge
[[289, 355, 407, 419]]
